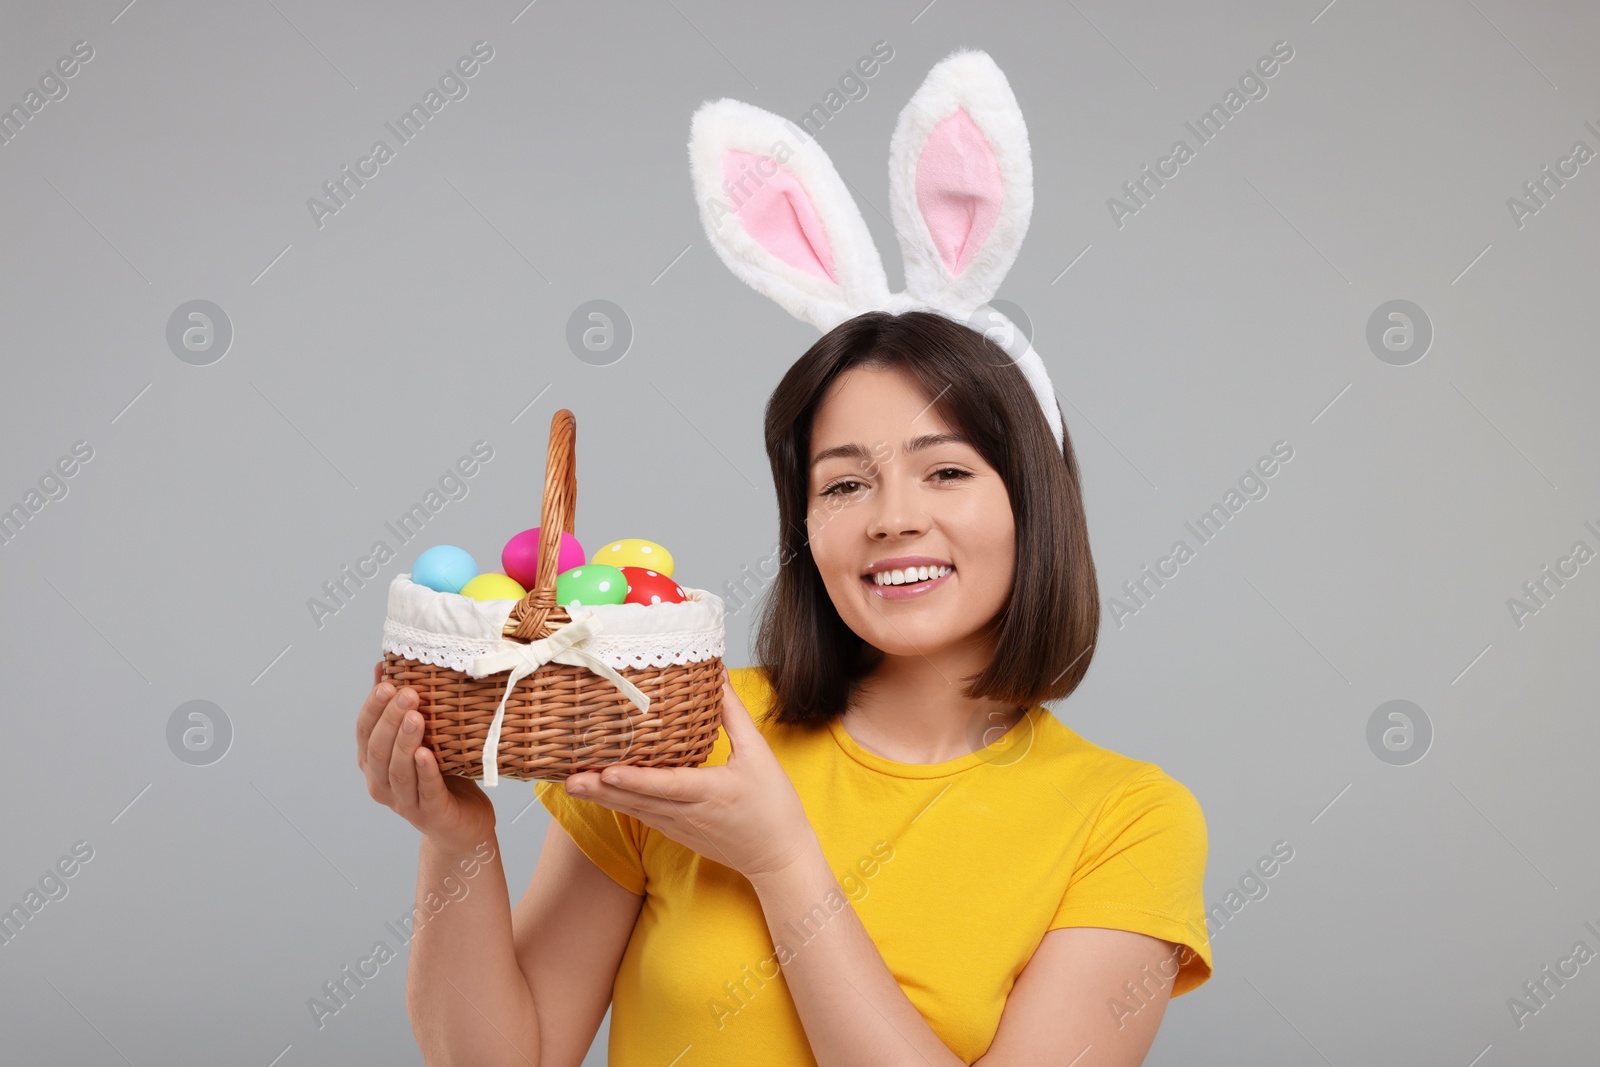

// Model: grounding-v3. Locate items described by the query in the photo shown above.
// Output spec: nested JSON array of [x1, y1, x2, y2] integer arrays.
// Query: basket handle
[[505, 408, 576, 642]]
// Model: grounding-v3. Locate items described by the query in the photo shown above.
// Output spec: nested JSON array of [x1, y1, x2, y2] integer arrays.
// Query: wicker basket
[[378, 408, 726, 784]]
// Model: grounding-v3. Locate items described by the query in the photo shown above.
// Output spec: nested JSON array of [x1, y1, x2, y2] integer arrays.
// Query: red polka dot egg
[[621, 566, 686, 606]]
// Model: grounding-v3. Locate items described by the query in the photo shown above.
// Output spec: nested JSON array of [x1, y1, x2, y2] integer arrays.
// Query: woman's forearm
[[405, 832, 542, 1067], [747, 831, 967, 1067]]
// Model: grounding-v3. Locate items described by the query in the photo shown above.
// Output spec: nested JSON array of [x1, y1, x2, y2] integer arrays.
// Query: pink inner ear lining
[[915, 108, 1003, 276], [723, 149, 837, 283]]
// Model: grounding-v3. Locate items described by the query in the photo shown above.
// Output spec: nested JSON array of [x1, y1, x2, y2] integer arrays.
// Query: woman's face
[[805, 364, 1016, 660]]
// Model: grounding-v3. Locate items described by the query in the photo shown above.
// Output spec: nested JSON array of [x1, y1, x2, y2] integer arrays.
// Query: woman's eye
[[820, 469, 970, 496]]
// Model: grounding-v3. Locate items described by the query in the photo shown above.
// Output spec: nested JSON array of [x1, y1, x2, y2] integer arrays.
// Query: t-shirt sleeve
[[534, 780, 648, 896], [1047, 766, 1213, 996]]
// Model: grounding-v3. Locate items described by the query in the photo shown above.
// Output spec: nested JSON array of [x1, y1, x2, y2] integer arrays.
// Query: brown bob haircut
[[754, 309, 1099, 727]]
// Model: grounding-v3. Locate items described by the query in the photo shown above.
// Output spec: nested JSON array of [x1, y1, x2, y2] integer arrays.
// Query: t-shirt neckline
[[825, 706, 1045, 779]]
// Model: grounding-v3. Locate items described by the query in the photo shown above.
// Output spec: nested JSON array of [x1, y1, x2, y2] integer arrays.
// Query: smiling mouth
[[861, 565, 956, 601], [867, 564, 954, 587]]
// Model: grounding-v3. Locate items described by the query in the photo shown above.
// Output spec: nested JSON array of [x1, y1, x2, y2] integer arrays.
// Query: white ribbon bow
[[464, 611, 651, 787]]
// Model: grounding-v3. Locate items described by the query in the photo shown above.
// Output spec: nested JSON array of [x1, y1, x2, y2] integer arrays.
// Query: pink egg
[[502, 528, 586, 589]]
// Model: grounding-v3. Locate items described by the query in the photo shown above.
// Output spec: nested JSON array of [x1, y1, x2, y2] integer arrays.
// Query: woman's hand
[[562, 671, 817, 882], [357, 661, 496, 852]]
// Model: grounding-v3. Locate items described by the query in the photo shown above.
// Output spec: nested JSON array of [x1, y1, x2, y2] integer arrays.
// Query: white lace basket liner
[[382, 573, 726, 786]]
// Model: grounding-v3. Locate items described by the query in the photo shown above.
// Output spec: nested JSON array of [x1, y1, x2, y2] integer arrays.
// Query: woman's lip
[[862, 567, 954, 601]]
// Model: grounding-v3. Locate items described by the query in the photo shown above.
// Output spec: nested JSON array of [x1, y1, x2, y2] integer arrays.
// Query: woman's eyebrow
[[810, 432, 970, 469]]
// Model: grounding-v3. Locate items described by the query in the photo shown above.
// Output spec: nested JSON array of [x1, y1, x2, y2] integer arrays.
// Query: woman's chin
[[839, 575, 998, 656], [852, 618, 976, 661]]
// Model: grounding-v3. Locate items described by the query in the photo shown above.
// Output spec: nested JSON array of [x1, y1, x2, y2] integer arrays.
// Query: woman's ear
[[886, 48, 1034, 317], [688, 97, 892, 333]]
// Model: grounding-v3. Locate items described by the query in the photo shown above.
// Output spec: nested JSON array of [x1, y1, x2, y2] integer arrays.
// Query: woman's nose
[[866, 471, 927, 539]]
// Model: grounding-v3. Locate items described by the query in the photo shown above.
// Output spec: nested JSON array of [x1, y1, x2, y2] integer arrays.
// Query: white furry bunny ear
[[687, 50, 1066, 452], [688, 98, 891, 333], [887, 49, 1064, 449], [887, 48, 1033, 316]]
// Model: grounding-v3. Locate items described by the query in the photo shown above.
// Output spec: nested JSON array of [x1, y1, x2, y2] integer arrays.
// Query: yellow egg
[[594, 538, 674, 577], [458, 572, 527, 602]]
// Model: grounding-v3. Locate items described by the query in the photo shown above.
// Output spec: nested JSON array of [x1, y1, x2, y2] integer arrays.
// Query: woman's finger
[[365, 688, 412, 800], [569, 773, 681, 819], [387, 707, 424, 814], [356, 678, 397, 773], [596, 778, 729, 867], [413, 745, 450, 819], [594, 765, 707, 803]]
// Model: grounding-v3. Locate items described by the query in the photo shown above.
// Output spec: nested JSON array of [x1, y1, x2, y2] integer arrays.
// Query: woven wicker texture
[[379, 408, 724, 781]]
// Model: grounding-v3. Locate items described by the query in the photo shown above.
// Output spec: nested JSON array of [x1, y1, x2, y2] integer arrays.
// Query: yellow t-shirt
[[534, 665, 1212, 1065]]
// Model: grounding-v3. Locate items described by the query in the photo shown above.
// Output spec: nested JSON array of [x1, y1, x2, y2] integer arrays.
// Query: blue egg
[[412, 545, 478, 593]]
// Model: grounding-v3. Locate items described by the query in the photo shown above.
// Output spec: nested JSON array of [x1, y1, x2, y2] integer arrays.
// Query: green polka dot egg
[[555, 563, 627, 607]]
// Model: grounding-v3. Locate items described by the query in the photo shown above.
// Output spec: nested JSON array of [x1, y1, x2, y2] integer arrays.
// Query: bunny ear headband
[[687, 47, 1064, 450]]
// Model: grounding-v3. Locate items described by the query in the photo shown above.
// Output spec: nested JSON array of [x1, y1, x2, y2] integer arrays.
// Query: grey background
[[2, 0, 1597, 1063]]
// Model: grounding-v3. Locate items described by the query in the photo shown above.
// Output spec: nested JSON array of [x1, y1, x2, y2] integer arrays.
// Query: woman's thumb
[[719, 676, 763, 749]]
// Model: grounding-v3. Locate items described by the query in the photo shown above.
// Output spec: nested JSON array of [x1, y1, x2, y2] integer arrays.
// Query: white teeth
[[871, 565, 951, 586]]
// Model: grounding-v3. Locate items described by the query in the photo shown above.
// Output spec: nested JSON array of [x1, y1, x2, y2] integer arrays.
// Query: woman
[[356, 310, 1212, 1065]]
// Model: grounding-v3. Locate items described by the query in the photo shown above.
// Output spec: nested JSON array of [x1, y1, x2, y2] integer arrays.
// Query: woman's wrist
[[744, 825, 826, 893], [420, 824, 498, 862]]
